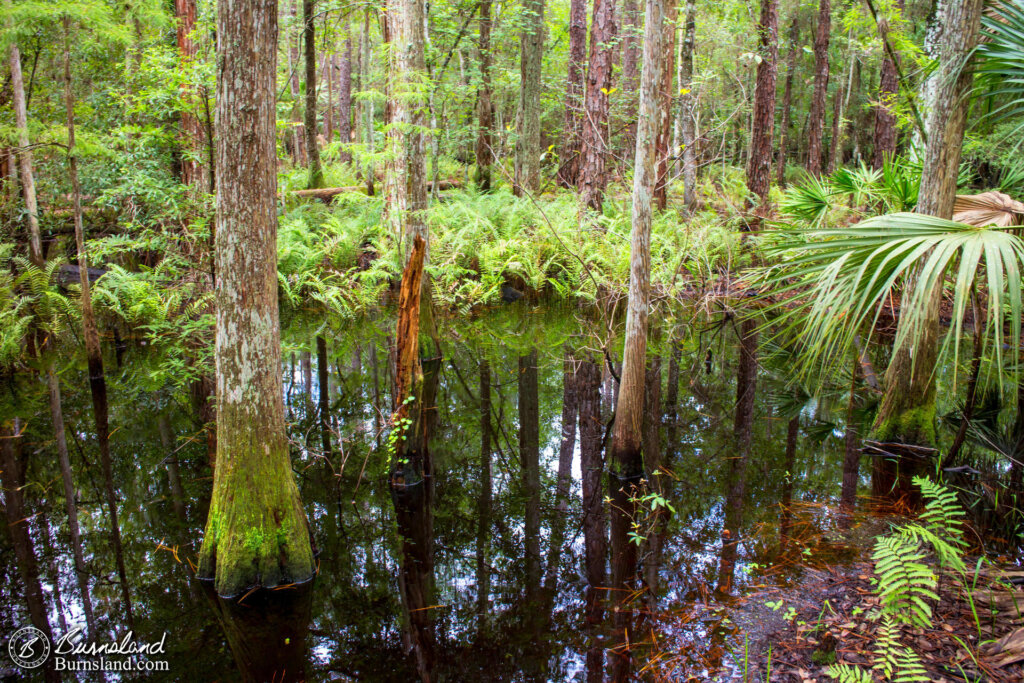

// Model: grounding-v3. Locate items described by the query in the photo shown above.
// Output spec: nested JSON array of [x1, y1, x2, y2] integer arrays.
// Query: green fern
[[872, 536, 939, 628], [827, 663, 874, 682]]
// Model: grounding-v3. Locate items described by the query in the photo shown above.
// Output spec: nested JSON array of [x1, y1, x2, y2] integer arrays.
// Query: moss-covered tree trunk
[[871, 0, 983, 466], [198, 0, 315, 598]]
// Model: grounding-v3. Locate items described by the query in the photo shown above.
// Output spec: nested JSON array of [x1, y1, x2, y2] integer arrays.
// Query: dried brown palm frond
[[953, 191, 1024, 228]]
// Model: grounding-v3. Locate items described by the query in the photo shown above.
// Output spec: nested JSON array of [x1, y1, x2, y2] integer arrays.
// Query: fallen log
[[290, 179, 461, 202]]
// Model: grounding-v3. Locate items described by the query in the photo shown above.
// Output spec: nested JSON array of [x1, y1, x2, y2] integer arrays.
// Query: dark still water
[[1, 304, 858, 681]]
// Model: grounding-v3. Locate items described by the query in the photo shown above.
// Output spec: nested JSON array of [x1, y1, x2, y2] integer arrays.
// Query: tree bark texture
[[6, 24, 43, 267], [557, 0, 588, 187], [198, 0, 315, 597], [175, 0, 208, 191], [654, 0, 678, 211], [303, 0, 324, 188], [514, 0, 546, 195], [806, 0, 831, 177], [338, 39, 353, 162], [678, 0, 697, 209], [872, 0, 903, 170], [578, 0, 617, 214], [475, 0, 494, 191], [746, 0, 778, 212], [775, 18, 798, 187]]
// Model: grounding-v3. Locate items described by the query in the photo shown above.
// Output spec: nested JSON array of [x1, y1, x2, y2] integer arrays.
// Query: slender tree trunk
[[197, 0, 315, 597], [324, 51, 334, 143], [557, 0, 588, 187], [519, 351, 541, 594], [609, 0, 665, 676], [577, 356, 606, 626], [827, 78, 845, 174], [475, 0, 494, 191], [6, 21, 43, 267], [47, 365, 97, 635], [362, 9, 375, 195], [620, 0, 641, 157], [578, 0, 618, 214], [338, 38, 353, 163], [390, 0, 429, 257], [0, 420, 59, 683], [289, 0, 307, 167], [641, 358, 664, 599], [317, 336, 332, 458], [841, 358, 861, 510], [872, 0, 903, 170], [476, 360, 492, 619], [775, 18, 798, 187], [514, 0, 546, 195], [745, 0, 779, 216], [806, 0, 831, 176], [678, 0, 697, 209], [871, 0, 984, 467], [654, 0, 678, 211], [63, 18, 134, 628], [175, 0, 207, 191], [303, 0, 324, 188], [545, 349, 578, 589]]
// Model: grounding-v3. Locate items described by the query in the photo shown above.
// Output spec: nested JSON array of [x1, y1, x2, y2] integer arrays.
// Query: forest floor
[[738, 508, 1024, 683]]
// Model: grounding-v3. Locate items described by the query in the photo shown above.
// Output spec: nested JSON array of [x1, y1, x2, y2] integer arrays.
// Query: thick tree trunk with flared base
[[870, 0, 983, 503], [198, 0, 315, 598]]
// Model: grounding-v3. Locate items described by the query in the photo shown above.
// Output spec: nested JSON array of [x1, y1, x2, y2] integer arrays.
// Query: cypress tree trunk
[[198, 0, 315, 598], [775, 18, 798, 187], [557, 0, 587, 187], [677, 0, 697, 209], [872, 0, 903, 170], [6, 21, 43, 267], [745, 0, 779, 215], [827, 80, 844, 174], [871, 0, 984, 489], [514, 0, 546, 195], [654, 0, 678, 212], [64, 17, 134, 628], [338, 38, 353, 163], [609, 0, 665, 676], [806, 0, 831, 176], [303, 0, 324, 188], [47, 366, 97, 635], [475, 0, 494, 191], [578, 0, 617, 214]]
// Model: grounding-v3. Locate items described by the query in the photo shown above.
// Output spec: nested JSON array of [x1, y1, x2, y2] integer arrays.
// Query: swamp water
[[0, 305, 861, 681]]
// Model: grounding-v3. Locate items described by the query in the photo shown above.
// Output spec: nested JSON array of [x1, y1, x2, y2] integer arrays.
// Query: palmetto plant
[[975, 0, 1024, 137], [761, 213, 1024, 385]]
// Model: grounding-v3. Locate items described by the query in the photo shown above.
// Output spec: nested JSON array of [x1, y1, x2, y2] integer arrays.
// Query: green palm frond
[[762, 213, 1024, 387], [976, 0, 1024, 137]]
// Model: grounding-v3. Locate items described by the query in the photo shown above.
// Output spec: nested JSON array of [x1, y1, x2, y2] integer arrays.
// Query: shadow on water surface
[[1, 304, 863, 681]]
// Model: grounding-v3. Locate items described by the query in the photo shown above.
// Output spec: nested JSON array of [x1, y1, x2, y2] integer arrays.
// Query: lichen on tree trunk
[[198, 0, 314, 598]]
